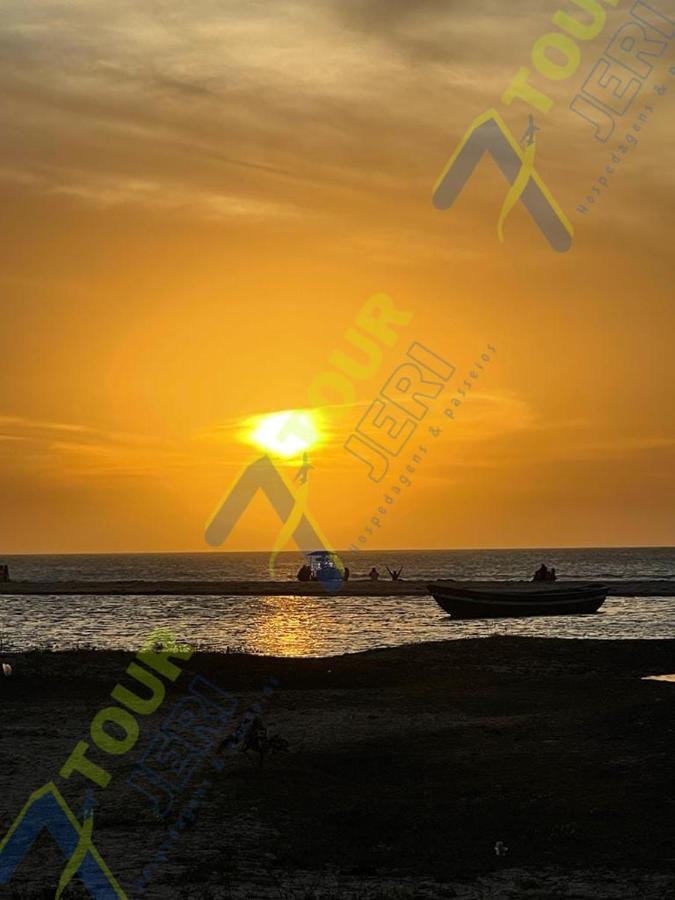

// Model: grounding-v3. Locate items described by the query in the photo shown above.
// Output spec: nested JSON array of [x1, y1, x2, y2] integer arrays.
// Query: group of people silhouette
[[369, 566, 403, 581], [295, 564, 403, 582], [296, 564, 351, 582], [532, 563, 557, 583], [296, 561, 557, 584], [296, 560, 557, 584]]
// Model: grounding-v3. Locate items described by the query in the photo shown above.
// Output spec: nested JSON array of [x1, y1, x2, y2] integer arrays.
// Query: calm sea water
[[4, 547, 675, 582], [1, 593, 675, 656], [1, 549, 673, 655]]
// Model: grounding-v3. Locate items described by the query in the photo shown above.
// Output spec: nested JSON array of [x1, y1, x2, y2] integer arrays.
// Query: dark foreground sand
[[1, 637, 674, 898]]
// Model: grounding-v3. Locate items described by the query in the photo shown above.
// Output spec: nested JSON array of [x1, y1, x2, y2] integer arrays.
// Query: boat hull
[[429, 582, 608, 619]]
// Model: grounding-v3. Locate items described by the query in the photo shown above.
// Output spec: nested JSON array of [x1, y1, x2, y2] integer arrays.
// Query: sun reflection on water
[[2, 595, 675, 656], [249, 596, 326, 657]]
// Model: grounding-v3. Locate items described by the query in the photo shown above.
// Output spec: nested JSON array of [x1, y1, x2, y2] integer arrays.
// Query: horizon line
[[2, 544, 674, 558]]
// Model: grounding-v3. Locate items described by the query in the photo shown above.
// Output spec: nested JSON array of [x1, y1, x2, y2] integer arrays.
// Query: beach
[[2, 636, 674, 898]]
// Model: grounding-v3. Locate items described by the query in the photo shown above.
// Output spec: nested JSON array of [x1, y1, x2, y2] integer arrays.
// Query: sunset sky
[[0, 0, 673, 553]]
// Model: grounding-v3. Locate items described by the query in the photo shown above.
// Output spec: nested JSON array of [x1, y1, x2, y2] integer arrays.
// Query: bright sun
[[247, 410, 321, 458]]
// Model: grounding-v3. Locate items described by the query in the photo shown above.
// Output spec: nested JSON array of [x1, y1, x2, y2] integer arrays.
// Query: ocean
[[4, 546, 675, 582], [1, 547, 673, 656]]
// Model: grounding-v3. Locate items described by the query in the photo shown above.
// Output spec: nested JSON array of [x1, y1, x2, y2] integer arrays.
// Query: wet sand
[[0, 578, 673, 596], [1, 637, 674, 898]]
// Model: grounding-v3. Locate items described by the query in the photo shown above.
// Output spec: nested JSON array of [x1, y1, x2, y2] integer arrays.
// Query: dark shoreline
[[1, 578, 674, 596], [2, 637, 674, 897], [4, 633, 675, 684]]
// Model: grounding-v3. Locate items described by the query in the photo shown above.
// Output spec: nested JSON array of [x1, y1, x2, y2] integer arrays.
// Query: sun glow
[[247, 409, 321, 458]]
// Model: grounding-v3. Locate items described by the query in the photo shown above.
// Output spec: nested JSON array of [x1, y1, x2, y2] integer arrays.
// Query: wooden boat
[[428, 581, 608, 619]]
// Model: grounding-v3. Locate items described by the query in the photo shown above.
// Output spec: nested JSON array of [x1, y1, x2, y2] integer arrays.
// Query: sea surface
[[1, 548, 673, 656], [4, 547, 675, 582]]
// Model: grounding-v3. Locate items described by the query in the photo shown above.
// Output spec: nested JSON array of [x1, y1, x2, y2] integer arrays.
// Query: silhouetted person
[[368, 567, 380, 581], [533, 564, 549, 582], [343, 567, 350, 582], [297, 564, 311, 582], [547, 567, 557, 582], [386, 566, 403, 581]]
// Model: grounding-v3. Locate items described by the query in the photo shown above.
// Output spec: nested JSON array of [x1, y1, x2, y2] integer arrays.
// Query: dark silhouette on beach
[[532, 564, 557, 583]]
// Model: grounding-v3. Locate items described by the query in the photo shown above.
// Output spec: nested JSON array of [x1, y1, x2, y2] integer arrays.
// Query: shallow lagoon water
[[1, 593, 674, 656]]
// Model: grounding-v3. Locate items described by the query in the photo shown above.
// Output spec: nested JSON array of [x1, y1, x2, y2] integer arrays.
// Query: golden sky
[[0, 0, 673, 553]]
